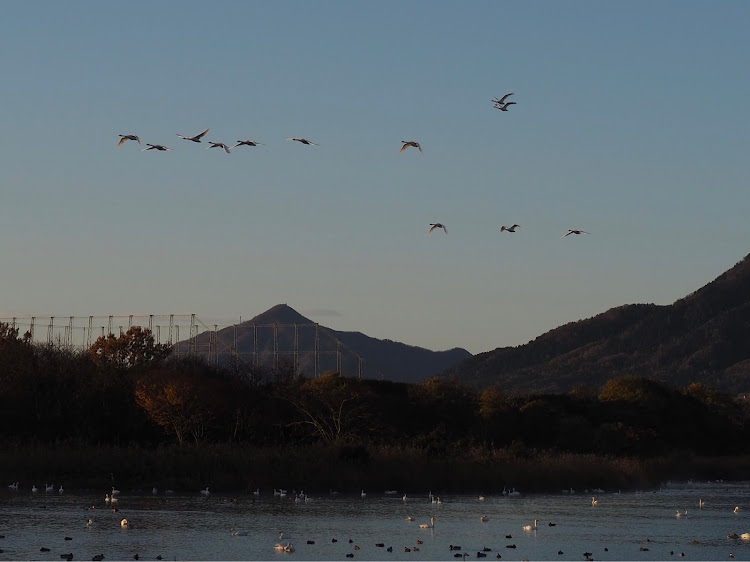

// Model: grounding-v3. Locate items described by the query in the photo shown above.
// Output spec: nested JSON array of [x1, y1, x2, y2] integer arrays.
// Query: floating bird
[[522, 519, 538, 531], [406, 516, 414, 521], [8, 482, 18, 491], [400, 140, 423, 153], [177, 128, 210, 143], [206, 142, 231, 154], [562, 229, 590, 238], [141, 144, 170, 151], [419, 517, 435, 529], [592, 496, 598, 506], [429, 223, 447, 234], [32, 484, 38, 493], [285, 137, 317, 145], [500, 224, 521, 233], [361, 490, 367, 499], [735, 506, 740, 513], [121, 518, 129, 528], [59, 485, 64, 494], [699, 498, 705, 509], [117, 134, 141, 147], [481, 515, 489, 522], [231, 140, 263, 148], [200, 487, 210, 496]]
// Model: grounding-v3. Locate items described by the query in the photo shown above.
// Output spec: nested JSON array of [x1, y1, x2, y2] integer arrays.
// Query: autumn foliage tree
[[88, 326, 171, 369], [135, 368, 214, 445], [282, 372, 372, 445]]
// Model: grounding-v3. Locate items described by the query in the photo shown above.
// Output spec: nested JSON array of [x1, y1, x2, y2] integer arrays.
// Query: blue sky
[[1, 1, 748, 355]]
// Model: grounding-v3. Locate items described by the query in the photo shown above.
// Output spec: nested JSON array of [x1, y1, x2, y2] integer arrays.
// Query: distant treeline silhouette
[[2, 322, 749, 492]]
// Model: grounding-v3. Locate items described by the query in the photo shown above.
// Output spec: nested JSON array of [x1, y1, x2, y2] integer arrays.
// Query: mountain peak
[[243, 304, 313, 326]]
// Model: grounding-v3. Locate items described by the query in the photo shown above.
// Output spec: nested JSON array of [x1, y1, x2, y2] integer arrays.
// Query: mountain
[[443, 253, 750, 395], [176, 304, 471, 383]]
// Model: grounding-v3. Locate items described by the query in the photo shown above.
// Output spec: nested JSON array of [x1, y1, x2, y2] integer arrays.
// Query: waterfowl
[[419, 517, 435, 529], [500, 224, 521, 232], [592, 496, 598, 506], [141, 144, 171, 151], [562, 229, 590, 238], [231, 140, 263, 148], [727, 532, 739, 539], [492, 93, 514, 105], [46, 483, 55, 493], [375, 543, 385, 547], [117, 134, 141, 147], [361, 490, 367, 499], [481, 515, 489, 522], [522, 519, 538, 531], [429, 223, 447, 234], [406, 516, 414, 521], [121, 518, 129, 528], [59, 485, 64, 494], [253, 488, 260, 497], [7, 482, 18, 491], [450, 545, 462, 551], [32, 484, 38, 493], [735, 506, 740, 513], [206, 142, 231, 154], [699, 498, 705, 508], [177, 128, 210, 143], [285, 137, 317, 145], [740, 533, 750, 540], [400, 140, 423, 153], [200, 487, 210, 496]]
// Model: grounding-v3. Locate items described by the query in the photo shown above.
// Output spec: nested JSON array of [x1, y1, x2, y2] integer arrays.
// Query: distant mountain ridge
[[180, 304, 471, 383], [443, 253, 750, 395]]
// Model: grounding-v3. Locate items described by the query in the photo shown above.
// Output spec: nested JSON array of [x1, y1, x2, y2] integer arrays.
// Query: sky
[[1, 1, 749, 355]]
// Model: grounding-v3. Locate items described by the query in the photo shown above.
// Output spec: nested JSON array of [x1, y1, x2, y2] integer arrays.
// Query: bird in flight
[[286, 137, 317, 145], [428, 223, 447, 234], [177, 128, 210, 143], [562, 229, 590, 238], [141, 144, 171, 151], [500, 224, 521, 232], [400, 141, 423, 153], [206, 142, 231, 154], [231, 140, 263, 148], [117, 134, 141, 147], [493, 93, 516, 111]]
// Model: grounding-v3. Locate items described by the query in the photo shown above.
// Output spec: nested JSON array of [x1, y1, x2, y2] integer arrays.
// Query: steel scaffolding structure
[[1, 314, 366, 378]]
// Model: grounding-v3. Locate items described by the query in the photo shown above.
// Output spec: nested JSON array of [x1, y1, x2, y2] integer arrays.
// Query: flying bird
[[428, 223, 447, 234], [206, 142, 231, 154], [141, 144, 171, 151], [492, 93, 514, 105], [400, 140, 423, 153], [562, 229, 590, 238], [231, 140, 263, 148], [177, 128, 210, 142], [285, 137, 317, 145], [117, 134, 141, 147], [500, 224, 521, 232], [493, 93, 516, 111]]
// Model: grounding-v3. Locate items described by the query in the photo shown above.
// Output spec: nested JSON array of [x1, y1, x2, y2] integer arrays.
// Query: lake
[[2, 481, 750, 560]]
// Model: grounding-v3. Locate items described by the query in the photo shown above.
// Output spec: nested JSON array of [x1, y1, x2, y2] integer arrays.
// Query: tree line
[[1, 321, 748, 460]]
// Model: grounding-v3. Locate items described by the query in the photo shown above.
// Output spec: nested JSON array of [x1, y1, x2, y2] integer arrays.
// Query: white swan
[[478, 495, 485, 501], [592, 496, 598, 506], [522, 519, 538, 531], [177, 128, 210, 143], [152, 487, 158, 495], [361, 490, 367, 499], [32, 484, 38, 493], [58, 485, 64, 494], [419, 517, 435, 529], [253, 488, 260, 497], [105, 494, 110, 503], [200, 487, 210, 496], [403, 494, 407, 501], [699, 498, 705, 509], [121, 518, 129, 528], [406, 516, 414, 521], [740, 533, 750, 540], [111, 486, 121, 496], [8, 482, 18, 491], [45, 483, 54, 493]]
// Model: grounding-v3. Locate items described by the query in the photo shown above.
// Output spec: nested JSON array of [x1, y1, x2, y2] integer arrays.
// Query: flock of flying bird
[[117, 92, 590, 239]]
